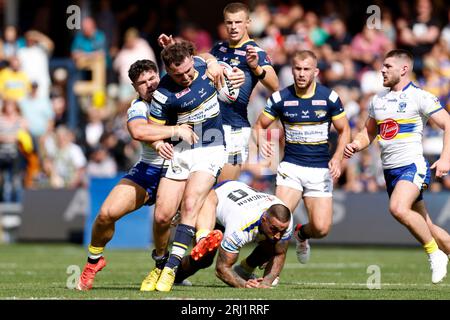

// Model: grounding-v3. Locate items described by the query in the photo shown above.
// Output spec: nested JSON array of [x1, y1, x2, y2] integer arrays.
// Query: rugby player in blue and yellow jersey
[[246, 50, 350, 273], [143, 40, 228, 292], [211, 2, 279, 181]]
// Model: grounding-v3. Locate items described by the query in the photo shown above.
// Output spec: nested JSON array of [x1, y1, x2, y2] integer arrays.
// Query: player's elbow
[[128, 127, 145, 141]]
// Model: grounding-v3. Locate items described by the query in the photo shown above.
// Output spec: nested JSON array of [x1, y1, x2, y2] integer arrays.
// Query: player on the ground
[[76, 60, 198, 291], [344, 49, 450, 284], [141, 40, 226, 292], [174, 180, 292, 288], [252, 50, 351, 265]]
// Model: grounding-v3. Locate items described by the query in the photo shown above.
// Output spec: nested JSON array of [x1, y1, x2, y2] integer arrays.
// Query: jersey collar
[[229, 38, 254, 48], [402, 81, 417, 91], [294, 81, 316, 99]]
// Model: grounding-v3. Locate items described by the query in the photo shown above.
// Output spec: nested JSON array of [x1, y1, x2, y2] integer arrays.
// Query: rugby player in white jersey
[[344, 49, 450, 284], [248, 50, 350, 266], [175, 180, 292, 288], [76, 60, 198, 290]]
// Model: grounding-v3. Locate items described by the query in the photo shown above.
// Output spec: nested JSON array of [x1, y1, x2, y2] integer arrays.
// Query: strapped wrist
[[255, 68, 266, 80]]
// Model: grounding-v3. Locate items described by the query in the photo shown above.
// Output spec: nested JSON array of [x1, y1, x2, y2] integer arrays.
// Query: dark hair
[[161, 40, 196, 68], [385, 49, 413, 63], [267, 204, 291, 223], [223, 2, 250, 18], [128, 59, 158, 83]]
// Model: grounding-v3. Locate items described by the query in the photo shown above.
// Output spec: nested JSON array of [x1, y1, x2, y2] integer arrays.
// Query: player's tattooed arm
[[216, 248, 247, 288], [260, 240, 288, 288]]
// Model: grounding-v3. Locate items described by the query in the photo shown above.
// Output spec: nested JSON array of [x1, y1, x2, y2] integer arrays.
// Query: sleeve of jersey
[[328, 90, 346, 120], [220, 231, 244, 254], [367, 96, 376, 118], [149, 90, 170, 124], [210, 43, 219, 57], [262, 92, 281, 120], [127, 100, 148, 123], [193, 55, 207, 67], [256, 47, 272, 67], [421, 91, 444, 117]]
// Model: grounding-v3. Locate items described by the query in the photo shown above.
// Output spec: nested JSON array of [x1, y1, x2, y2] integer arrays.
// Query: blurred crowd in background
[[0, 0, 450, 203]]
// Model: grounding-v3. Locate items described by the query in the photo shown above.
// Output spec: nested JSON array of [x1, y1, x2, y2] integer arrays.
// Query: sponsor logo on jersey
[[379, 118, 399, 140], [397, 102, 407, 113], [312, 99, 327, 106], [314, 110, 326, 118], [234, 49, 246, 56], [265, 55, 272, 64], [399, 93, 407, 99], [284, 100, 299, 106], [175, 87, 191, 99], [219, 46, 227, 53], [283, 111, 298, 118], [301, 110, 309, 118], [387, 99, 397, 102], [230, 59, 240, 66], [182, 98, 196, 108], [199, 87, 207, 98], [153, 90, 168, 104], [202, 74, 207, 80]]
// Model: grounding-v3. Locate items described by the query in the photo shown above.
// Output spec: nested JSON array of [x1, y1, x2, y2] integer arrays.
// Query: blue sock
[[166, 224, 196, 270]]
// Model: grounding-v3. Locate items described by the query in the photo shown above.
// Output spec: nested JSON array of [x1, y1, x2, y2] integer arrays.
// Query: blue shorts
[[123, 162, 164, 206], [383, 160, 430, 202]]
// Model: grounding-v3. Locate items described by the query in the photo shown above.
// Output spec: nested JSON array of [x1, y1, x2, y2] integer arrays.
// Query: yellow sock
[[423, 239, 439, 255], [196, 229, 210, 243], [88, 244, 104, 257], [240, 258, 255, 273]]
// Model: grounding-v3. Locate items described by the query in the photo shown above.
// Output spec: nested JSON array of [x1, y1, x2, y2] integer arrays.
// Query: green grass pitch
[[1, 243, 449, 300]]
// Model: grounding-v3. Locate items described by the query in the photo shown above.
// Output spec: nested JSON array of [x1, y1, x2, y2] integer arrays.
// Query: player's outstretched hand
[[157, 33, 174, 48], [245, 278, 271, 289], [431, 158, 450, 178], [227, 67, 245, 89], [177, 124, 199, 145], [344, 142, 360, 159], [245, 45, 259, 69], [156, 142, 174, 160]]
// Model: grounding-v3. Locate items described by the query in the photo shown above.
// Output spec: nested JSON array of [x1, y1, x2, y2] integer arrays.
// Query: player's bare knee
[[312, 224, 330, 238], [181, 196, 199, 220], [389, 204, 408, 222], [154, 211, 173, 228], [97, 206, 117, 225], [313, 227, 330, 239]]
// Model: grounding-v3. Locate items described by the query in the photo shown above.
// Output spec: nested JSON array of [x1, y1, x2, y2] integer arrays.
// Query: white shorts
[[276, 161, 333, 197], [165, 144, 225, 180], [223, 125, 251, 165]]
